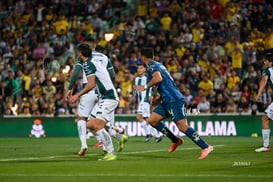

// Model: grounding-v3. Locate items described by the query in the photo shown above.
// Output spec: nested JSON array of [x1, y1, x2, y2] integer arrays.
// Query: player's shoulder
[[263, 67, 272, 73], [148, 61, 162, 71], [75, 59, 84, 66], [92, 51, 107, 58]]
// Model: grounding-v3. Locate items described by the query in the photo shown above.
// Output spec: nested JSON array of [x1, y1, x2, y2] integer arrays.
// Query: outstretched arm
[[65, 64, 82, 100], [69, 75, 96, 104]]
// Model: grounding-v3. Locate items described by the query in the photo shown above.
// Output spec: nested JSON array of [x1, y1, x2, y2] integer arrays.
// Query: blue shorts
[[153, 99, 186, 122]]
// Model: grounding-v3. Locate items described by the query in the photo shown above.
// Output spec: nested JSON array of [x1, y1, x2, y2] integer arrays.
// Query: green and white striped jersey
[[262, 67, 273, 90], [83, 57, 119, 101], [134, 75, 151, 103], [74, 51, 115, 85]]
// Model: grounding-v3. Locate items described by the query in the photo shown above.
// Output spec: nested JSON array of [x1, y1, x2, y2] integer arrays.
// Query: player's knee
[[136, 113, 142, 121], [262, 114, 270, 124], [176, 119, 189, 132]]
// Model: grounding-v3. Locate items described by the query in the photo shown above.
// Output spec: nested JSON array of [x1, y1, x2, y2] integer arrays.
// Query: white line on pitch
[[0, 145, 224, 162], [0, 173, 272, 178]]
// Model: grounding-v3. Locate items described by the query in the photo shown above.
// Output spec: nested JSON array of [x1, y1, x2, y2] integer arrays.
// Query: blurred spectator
[[42, 79, 56, 101], [19, 106, 31, 116], [211, 93, 227, 113], [198, 74, 214, 97], [197, 96, 210, 113], [5, 70, 20, 105], [0, 80, 8, 116], [227, 69, 240, 91], [226, 98, 237, 113], [184, 88, 193, 107], [1, 0, 273, 116], [127, 52, 141, 75], [237, 96, 251, 113], [160, 11, 172, 32]]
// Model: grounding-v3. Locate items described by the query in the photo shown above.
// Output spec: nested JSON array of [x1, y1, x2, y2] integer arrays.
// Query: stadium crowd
[[0, 0, 273, 117]]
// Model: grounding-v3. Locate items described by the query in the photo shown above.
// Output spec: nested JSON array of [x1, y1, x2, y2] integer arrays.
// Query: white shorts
[[265, 102, 273, 120], [95, 99, 118, 123], [137, 102, 150, 118], [77, 89, 98, 118], [91, 103, 115, 125]]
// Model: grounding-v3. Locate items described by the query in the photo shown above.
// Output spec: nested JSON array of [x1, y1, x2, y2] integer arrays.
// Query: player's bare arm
[[254, 75, 268, 102], [69, 75, 96, 104]]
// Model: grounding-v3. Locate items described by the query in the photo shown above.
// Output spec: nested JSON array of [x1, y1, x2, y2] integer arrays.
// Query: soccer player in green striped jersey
[[70, 43, 122, 161], [254, 53, 273, 152], [134, 64, 162, 143]]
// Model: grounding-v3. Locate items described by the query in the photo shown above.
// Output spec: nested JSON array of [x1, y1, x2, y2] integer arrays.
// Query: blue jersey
[[146, 60, 183, 102]]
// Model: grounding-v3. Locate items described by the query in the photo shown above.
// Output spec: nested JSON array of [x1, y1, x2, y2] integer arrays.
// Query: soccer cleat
[[154, 136, 163, 143], [118, 134, 129, 152], [78, 148, 87, 156], [168, 138, 183, 153], [92, 141, 103, 148], [98, 153, 117, 161], [255, 146, 270, 152], [198, 145, 214, 160], [144, 135, 153, 142], [102, 150, 108, 156]]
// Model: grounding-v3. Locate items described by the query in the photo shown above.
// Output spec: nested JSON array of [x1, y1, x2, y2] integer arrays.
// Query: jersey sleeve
[[107, 59, 116, 80], [262, 69, 270, 77], [83, 59, 96, 77], [68, 59, 83, 90]]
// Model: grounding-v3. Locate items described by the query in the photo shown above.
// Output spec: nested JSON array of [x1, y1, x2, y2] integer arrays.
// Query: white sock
[[95, 135, 102, 142], [108, 127, 121, 140], [262, 129, 270, 148], [141, 121, 151, 135], [151, 127, 161, 138], [96, 128, 114, 154], [115, 127, 124, 134], [77, 120, 87, 149]]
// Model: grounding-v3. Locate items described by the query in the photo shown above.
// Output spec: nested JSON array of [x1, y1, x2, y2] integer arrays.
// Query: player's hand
[[69, 94, 79, 105], [254, 95, 260, 102], [65, 90, 72, 101], [134, 85, 145, 91]]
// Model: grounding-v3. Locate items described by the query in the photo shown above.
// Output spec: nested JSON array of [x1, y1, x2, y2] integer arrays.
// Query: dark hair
[[78, 43, 91, 57], [265, 52, 273, 62], [141, 47, 154, 58], [85, 36, 95, 42]]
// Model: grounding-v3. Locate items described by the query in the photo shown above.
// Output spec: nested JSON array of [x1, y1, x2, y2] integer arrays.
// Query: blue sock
[[154, 121, 178, 143], [185, 127, 208, 149]]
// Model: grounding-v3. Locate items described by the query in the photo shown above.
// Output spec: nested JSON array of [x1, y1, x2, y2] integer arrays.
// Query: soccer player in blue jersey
[[254, 53, 273, 152], [135, 47, 213, 160]]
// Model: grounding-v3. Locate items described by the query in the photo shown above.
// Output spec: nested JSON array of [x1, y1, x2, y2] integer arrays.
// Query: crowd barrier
[[0, 114, 270, 137]]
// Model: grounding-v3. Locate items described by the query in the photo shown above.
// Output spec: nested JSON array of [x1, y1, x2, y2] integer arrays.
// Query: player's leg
[[171, 99, 213, 159], [93, 99, 119, 161], [106, 100, 128, 152], [143, 102, 162, 143], [107, 112, 125, 134], [90, 104, 103, 148], [151, 127, 162, 143], [76, 115, 88, 156], [255, 104, 272, 152], [148, 103, 182, 151], [106, 122, 128, 152], [77, 90, 97, 156], [136, 113, 152, 142], [137, 102, 154, 142]]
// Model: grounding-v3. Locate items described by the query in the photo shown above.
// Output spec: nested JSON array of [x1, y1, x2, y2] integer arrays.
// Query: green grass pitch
[[0, 136, 272, 182]]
